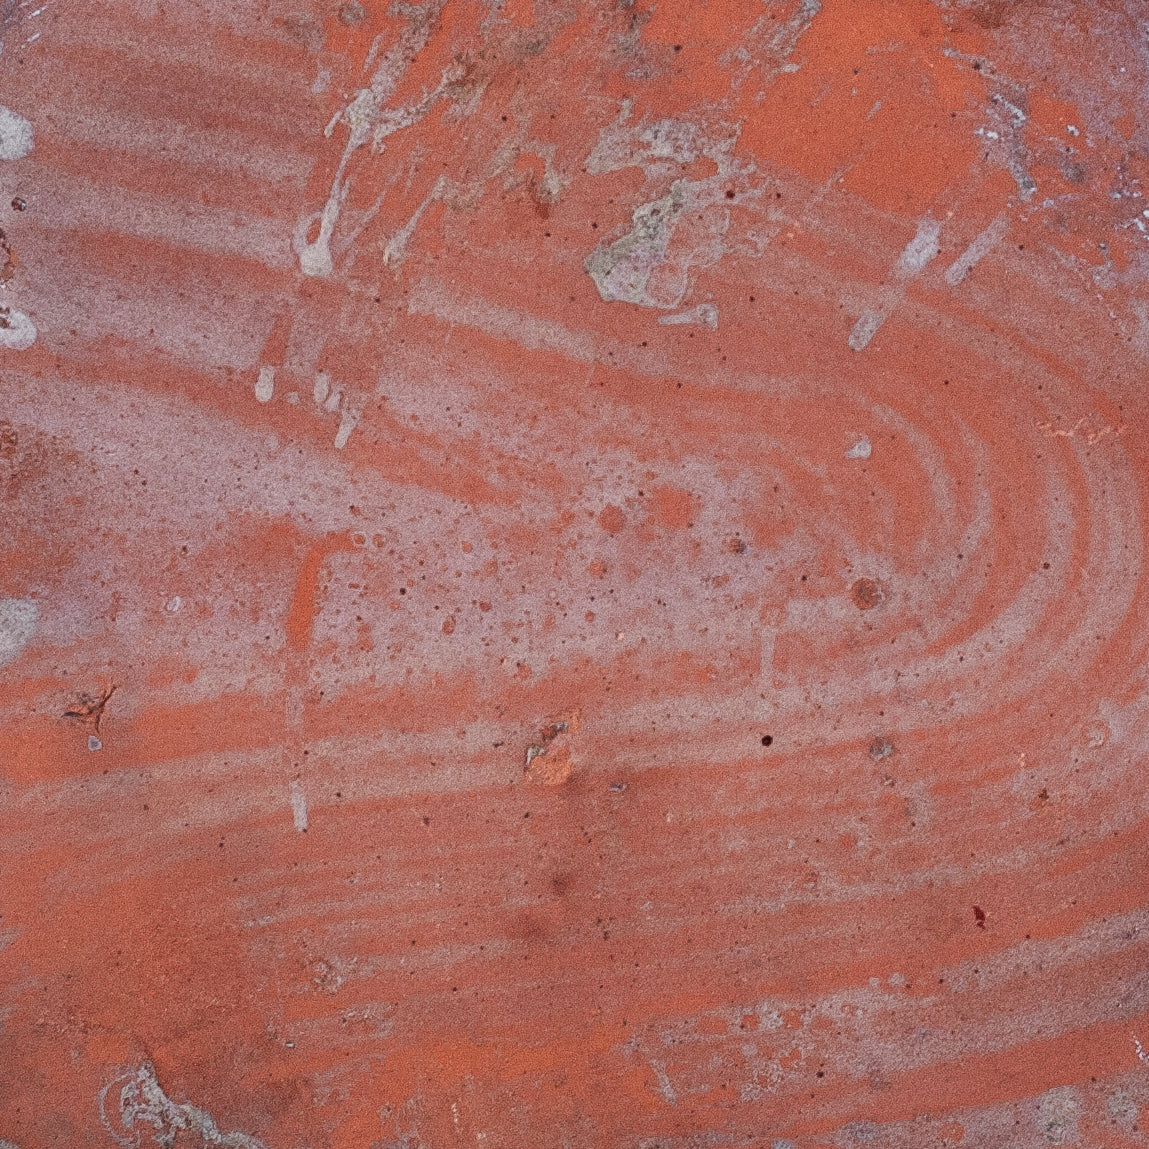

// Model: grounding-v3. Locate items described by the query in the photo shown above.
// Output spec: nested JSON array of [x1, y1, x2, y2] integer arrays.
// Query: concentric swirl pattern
[[1, 0, 1148, 1146]]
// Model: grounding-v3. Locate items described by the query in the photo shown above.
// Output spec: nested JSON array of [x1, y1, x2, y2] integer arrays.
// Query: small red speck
[[973, 905, 986, 928]]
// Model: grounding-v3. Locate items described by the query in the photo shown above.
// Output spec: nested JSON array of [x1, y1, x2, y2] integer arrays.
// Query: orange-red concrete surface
[[2, 0, 1149, 1145]]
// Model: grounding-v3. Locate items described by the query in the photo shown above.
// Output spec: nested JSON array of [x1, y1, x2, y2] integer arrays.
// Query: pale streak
[[945, 212, 1009, 287], [849, 216, 941, 350], [291, 780, 309, 832]]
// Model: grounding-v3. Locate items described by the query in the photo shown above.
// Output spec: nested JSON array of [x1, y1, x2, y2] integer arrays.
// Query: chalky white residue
[[99, 1063, 266, 1148], [0, 598, 37, 666], [291, 780, 308, 832], [254, 365, 275, 403], [0, 105, 33, 160], [0, 306, 37, 350]]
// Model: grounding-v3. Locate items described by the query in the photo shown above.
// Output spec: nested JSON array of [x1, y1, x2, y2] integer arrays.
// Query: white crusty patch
[[98, 1063, 266, 1149], [0, 105, 33, 160], [0, 306, 36, 350], [254, 365, 275, 403], [0, 598, 37, 666], [585, 181, 726, 309]]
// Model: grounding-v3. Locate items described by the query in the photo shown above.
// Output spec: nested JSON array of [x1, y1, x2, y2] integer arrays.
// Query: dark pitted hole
[[761, 735, 773, 747]]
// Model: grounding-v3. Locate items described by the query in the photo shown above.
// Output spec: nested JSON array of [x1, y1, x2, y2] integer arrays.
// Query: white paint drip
[[659, 302, 719, 329], [312, 371, 330, 405], [849, 215, 941, 350], [846, 436, 872, 459], [296, 4, 454, 277], [1135, 1036, 1148, 1063], [291, 780, 308, 832], [0, 106, 33, 160], [165, 596, 182, 613], [383, 176, 444, 268], [0, 306, 36, 350], [254, 365, 275, 403], [334, 405, 359, 450], [98, 1063, 266, 1149], [945, 212, 1009, 287], [0, 598, 37, 667]]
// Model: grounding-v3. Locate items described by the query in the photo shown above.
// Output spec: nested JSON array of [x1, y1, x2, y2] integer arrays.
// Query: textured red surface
[[2, 0, 1149, 1146]]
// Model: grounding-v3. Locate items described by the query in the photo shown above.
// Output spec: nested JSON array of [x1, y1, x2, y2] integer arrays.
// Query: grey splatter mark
[[722, 0, 821, 88], [846, 436, 871, 459], [587, 106, 702, 175], [869, 737, 894, 761], [99, 1064, 266, 1149], [942, 51, 1036, 200], [0, 598, 37, 666], [88, 735, 103, 752]]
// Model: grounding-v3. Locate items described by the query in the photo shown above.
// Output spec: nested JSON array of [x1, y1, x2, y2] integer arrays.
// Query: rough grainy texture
[[2, 0, 1149, 1146]]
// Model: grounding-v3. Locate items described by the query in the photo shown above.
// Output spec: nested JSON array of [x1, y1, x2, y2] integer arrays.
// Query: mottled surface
[[2, 0, 1149, 1146]]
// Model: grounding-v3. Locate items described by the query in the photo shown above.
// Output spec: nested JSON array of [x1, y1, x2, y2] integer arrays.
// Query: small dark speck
[[10, 197, 25, 211], [761, 735, 773, 747], [609, 781, 628, 792]]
